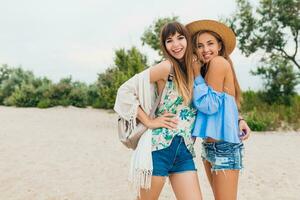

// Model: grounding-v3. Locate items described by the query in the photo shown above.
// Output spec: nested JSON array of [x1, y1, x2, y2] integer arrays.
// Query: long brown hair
[[160, 22, 194, 104], [192, 30, 242, 107]]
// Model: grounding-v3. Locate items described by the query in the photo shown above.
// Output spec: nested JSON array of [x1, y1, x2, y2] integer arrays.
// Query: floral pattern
[[152, 80, 197, 156]]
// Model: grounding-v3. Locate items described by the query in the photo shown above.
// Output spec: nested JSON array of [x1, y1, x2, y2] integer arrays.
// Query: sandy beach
[[0, 106, 299, 200]]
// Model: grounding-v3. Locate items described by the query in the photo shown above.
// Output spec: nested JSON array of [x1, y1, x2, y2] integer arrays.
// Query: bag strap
[[149, 63, 174, 117]]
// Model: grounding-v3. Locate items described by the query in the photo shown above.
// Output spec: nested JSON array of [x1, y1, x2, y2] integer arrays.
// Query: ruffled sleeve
[[193, 75, 224, 115]]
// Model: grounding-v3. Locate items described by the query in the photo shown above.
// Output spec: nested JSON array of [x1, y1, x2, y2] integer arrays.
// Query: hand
[[239, 119, 251, 141], [147, 112, 178, 130]]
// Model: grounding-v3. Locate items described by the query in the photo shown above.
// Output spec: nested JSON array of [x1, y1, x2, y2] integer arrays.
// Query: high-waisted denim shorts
[[152, 135, 196, 176], [201, 141, 244, 171]]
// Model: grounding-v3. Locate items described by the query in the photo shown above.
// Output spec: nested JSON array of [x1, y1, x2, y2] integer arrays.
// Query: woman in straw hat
[[186, 19, 251, 200]]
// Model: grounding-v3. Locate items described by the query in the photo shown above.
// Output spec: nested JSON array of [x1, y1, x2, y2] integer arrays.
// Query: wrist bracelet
[[238, 118, 244, 124]]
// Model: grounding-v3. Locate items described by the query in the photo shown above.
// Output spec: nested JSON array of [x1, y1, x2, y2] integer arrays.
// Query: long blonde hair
[[160, 22, 194, 104], [192, 30, 242, 107]]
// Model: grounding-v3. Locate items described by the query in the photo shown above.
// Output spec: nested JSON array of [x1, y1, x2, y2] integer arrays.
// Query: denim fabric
[[201, 141, 244, 171], [152, 135, 196, 176]]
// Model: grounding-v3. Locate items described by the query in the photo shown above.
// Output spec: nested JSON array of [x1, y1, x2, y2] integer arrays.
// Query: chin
[[174, 55, 184, 60]]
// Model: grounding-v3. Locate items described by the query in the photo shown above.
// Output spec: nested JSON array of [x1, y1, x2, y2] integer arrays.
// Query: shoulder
[[149, 59, 172, 81], [159, 59, 173, 69], [209, 56, 230, 74], [152, 59, 172, 73], [209, 56, 230, 69]]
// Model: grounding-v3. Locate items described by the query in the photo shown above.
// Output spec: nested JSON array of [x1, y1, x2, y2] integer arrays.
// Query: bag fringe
[[129, 169, 152, 197]]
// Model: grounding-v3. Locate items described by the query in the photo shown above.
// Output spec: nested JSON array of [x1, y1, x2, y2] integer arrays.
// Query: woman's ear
[[218, 42, 222, 51]]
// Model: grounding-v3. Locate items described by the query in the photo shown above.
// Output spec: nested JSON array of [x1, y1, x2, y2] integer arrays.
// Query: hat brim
[[186, 20, 236, 55]]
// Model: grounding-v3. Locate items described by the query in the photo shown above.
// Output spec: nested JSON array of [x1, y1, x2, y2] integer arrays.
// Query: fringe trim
[[128, 104, 138, 133], [129, 169, 152, 197]]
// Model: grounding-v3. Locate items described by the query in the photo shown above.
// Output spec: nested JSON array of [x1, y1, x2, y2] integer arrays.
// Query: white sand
[[0, 106, 299, 200]]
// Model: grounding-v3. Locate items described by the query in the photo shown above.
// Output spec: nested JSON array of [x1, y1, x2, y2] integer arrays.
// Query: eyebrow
[[167, 33, 183, 40], [197, 39, 214, 44]]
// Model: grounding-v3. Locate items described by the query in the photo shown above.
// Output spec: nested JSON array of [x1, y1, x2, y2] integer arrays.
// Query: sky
[[0, 0, 265, 90]]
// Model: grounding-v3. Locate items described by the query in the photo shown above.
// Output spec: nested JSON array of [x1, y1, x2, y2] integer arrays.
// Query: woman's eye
[[178, 36, 185, 40], [166, 40, 172, 43]]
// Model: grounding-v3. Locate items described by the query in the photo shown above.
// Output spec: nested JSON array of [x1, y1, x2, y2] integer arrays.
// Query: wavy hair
[[160, 22, 194, 104], [192, 30, 242, 107]]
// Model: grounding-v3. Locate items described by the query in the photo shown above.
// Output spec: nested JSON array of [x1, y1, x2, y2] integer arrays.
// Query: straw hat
[[186, 19, 236, 55]]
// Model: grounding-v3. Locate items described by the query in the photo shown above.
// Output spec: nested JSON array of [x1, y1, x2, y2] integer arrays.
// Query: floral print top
[[151, 80, 197, 156]]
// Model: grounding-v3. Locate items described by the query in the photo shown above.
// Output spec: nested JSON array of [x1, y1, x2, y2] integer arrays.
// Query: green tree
[[47, 77, 73, 106], [0, 66, 35, 104], [252, 55, 299, 105], [68, 81, 89, 108], [226, 0, 300, 104], [0, 64, 11, 85], [141, 16, 179, 58], [114, 46, 147, 76], [96, 47, 147, 109]]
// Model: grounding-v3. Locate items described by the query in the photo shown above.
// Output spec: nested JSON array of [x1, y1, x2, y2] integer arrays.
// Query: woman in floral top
[[152, 74, 196, 156], [136, 21, 203, 200]]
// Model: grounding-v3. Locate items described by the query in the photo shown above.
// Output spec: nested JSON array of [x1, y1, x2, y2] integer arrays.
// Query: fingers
[[238, 120, 251, 141], [154, 112, 178, 130], [162, 112, 178, 125], [164, 116, 178, 124], [240, 132, 250, 140], [162, 112, 177, 118], [163, 121, 177, 130], [240, 129, 250, 141], [162, 117, 178, 130]]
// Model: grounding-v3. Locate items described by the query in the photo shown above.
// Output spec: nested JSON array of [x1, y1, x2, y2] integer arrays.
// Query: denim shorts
[[201, 141, 244, 171], [152, 135, 196, 176]]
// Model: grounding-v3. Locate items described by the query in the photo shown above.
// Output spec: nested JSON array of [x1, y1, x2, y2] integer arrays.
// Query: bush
[[47, 77, 73, 106], [0, 66, 35, 104], [241, 90, 300, 131], [37, 98, 52, 108], [68, 82, 88, 108], [243, 108, 280, 131], [87, 84, 101, 108], [5, 83, 39, 107]]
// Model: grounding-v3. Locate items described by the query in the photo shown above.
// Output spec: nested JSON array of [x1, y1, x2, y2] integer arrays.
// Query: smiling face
[[165, 31, 187, 60], [195, 32, 222, 63]]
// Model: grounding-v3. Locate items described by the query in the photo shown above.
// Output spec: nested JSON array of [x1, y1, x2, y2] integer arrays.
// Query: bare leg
[[203, 160, 215, 195], [169, 171, 203, 200], [138, 176, 166, 200], [212, 170, 239, 200], [203, 160, 213, 187]]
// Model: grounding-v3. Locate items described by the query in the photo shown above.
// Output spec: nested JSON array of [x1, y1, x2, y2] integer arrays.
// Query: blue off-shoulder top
[[192, 75, 241, 143]]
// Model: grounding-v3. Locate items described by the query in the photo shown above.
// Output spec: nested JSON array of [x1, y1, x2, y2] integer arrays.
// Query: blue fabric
[[192, 75, 241, 143], [201, 141, 244, 171], [152, 136, 196, 176]]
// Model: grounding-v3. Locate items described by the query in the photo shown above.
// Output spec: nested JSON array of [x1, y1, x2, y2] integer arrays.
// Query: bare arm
[[137, 60, 178, 129], [205, 56, 231, 93], [206, 56, 251, 140]]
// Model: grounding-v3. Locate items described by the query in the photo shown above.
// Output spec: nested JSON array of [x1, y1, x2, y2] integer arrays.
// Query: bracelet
[[238, 118, 245, 124]]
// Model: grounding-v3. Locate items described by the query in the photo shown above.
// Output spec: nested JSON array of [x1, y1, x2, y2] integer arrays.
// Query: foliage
[[96, 47, 147, 109], [141, 16, 179, 58], [226, 0, 300, 104], [251, 55, 300, 105], [241, 91, 300, 131]]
